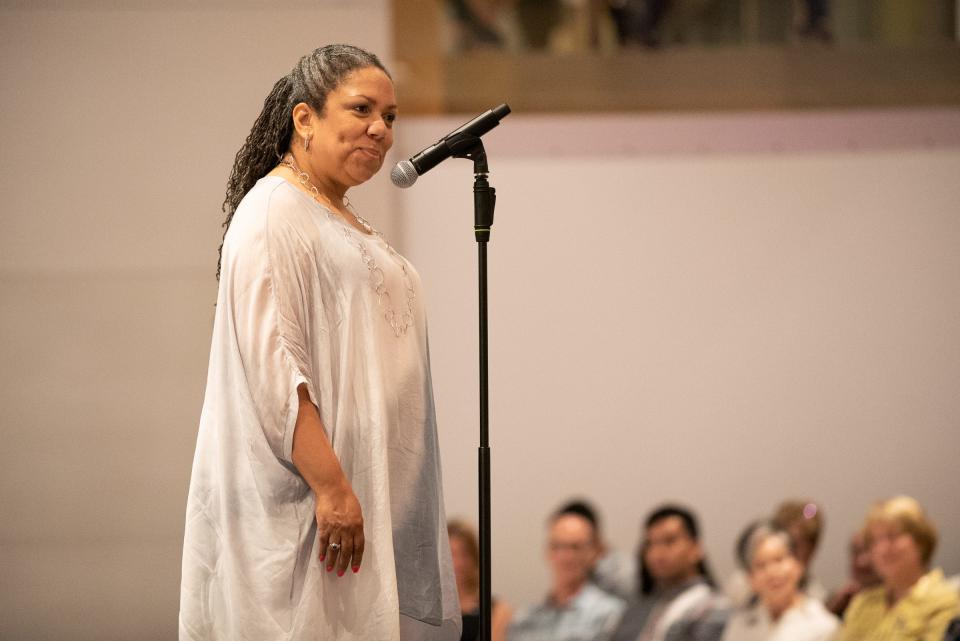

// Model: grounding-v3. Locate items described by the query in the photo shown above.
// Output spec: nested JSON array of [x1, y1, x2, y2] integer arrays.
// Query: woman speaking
[[179, 45, 459, 641]]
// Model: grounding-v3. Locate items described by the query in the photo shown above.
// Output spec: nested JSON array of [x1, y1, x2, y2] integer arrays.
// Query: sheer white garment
[[179, 176, 460, 641]]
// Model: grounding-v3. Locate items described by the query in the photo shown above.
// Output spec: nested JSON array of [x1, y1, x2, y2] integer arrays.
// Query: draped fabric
[[180, 176, 459, 641]]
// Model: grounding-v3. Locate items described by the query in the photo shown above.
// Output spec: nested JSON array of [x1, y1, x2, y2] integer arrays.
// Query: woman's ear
[[291, 102, 314, 141]]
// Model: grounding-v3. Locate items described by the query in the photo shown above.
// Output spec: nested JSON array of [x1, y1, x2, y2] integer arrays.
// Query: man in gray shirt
[[508, 502, 626, 641], [610, 505, 728, 641]]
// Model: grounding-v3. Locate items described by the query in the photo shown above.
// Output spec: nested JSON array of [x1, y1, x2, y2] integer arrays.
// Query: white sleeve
[[226, 189, 324, 464]]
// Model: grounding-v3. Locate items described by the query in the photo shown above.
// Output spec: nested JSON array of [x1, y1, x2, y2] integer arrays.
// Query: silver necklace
[[279, 155, 416, 337]]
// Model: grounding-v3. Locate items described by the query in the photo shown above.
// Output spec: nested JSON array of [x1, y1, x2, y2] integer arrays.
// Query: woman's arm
[[291, 384, 364, 576]]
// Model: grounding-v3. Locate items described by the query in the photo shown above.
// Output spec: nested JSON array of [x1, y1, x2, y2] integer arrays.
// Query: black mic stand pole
[[452, 136, 496, 641]]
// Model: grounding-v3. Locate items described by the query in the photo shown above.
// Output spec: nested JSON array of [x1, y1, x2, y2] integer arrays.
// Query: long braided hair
[[217, 44, 390, 279]]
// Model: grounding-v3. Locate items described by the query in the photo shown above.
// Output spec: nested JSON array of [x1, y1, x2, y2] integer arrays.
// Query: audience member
[[825, 529, 881, 619], [607, 0, 672, 48], [449, 519, 513, 641], [772, 499, 827, 602], [508, 503, 625, 641], [838, 496, 960, 641], [558, 499, 637, 601], [798, 0, 832, 42], [720, 523, 839, 641], [724, 519, 765, 609], [944, 617, 960, 641], [448, 0, 508, 51], [611, 505, 727, 641]]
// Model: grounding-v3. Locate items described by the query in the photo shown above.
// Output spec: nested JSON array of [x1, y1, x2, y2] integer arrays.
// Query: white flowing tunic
[[180, 176, 460, 641]]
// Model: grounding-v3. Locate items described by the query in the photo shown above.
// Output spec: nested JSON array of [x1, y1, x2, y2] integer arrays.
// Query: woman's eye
[[384, 113, 397, 125], [354, 104, 371, 114]]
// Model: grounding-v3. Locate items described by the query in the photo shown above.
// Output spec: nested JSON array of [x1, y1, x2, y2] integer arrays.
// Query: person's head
[[556, 499, 607, 555], [863, 496, 937, 587], [448, 519, 480, 593], [546, 506, 600, 594], [771, 499, 823, 568], [744, 523, 804, 619], [734, 519, 765, 571], [849, 529, 880, 588], [639, 505, 712, 595], [219, 44, 393, 277]]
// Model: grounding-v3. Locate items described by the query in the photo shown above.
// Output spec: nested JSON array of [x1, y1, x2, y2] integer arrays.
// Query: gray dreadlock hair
[[217, 44, 390, 279]]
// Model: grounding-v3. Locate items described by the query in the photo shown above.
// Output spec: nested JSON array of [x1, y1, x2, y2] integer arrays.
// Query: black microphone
[[391, 103, 511, 188]]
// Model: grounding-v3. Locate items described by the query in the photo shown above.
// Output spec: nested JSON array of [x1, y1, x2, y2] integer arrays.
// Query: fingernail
[[352, 566, 360, 574], [319, 555, 325, 562], [337, 569, 345, 577], [326, 565, 333, 572]]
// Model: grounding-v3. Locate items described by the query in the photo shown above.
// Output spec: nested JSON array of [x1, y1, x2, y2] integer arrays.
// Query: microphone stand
[[450, 134, 496, 641]]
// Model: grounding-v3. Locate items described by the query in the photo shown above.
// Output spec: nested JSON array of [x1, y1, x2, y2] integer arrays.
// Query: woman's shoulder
[[913, 569, 960, 608], [247, 176, 316, 221], [795, 597, 840, 631]]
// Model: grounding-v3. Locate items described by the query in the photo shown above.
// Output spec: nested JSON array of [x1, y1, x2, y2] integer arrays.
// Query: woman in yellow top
[[838, 496, 959, 641]]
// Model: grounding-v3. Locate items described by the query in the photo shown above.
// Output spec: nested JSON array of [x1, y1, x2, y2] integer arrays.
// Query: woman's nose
[[368, 119, 387, 138]]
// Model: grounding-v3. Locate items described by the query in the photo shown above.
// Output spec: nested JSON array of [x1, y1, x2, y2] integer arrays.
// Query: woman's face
[[868, 521, 923, 584], [305, 66, 396, 192], [449, 534, 476, 588], [749, 535, 803, 614]]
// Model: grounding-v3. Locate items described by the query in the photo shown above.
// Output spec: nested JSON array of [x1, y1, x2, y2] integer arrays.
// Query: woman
[[179, 45, 459, 641], [447, 520, 512, 641], [721, 523, 838, 641], [838, 496, 959, 641]]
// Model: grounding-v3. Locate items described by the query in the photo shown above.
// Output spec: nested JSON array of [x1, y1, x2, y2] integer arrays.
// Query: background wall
[[1, 3, 959, 641], [394, 112, 960, 608]]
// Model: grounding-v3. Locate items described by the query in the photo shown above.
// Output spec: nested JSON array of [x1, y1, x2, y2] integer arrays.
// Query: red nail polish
[[352, 566, 360, 574], [326, 565, 333, 572], [337, 569, 345, 577], [319, 555, 325, 562]]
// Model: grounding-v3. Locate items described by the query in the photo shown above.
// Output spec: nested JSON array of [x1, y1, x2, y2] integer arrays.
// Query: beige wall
[[2, 3, 959, 641]]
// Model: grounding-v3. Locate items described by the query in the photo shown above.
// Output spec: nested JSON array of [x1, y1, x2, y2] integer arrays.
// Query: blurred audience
[[611, 505, 728, 641], [798, 0, 832, 43], [772, 499, 827, 602], [945, 617, 960, 641], [825, 529, 881, 619], [837, 496, 960, 641], [607, 0, 672, 48], [508, 503, 625, 641], [720, 522, 839, 641], [448, 519, 513, 641], [448, 0, 510, 51], [725, 500, 826, 610], [559, 499, 638, 601], [724, 519, 766, 609]]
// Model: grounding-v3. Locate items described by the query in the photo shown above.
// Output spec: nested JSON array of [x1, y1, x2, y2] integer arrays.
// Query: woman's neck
[[885, 567, 925, 605], [766, 593, 802, 622], [287, 148, 347, 208], [457, 582, 478, 612]]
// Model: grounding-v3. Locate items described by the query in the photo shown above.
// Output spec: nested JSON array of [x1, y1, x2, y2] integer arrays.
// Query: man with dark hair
[[557, 499, 637, 600], [508, 501, 625, 641], [610, 505, 727, 641]]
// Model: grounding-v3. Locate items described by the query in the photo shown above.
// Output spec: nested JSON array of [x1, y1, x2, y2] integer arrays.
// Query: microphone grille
[[390, 160, 418, 188]]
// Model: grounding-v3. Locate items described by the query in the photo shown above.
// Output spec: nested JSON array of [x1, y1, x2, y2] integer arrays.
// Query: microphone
[[391, 103, 511, 188]]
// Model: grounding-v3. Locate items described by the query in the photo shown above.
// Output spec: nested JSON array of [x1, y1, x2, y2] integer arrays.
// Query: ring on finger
[[329, 542, 341, 552]]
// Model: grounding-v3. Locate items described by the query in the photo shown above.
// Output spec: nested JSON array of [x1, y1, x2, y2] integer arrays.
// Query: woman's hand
[[314, 482, 365, 575], [292, 384, 365, 576]]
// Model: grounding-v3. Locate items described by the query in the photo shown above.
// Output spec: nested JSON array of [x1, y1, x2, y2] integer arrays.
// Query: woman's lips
[[358, 147, 380, 160]]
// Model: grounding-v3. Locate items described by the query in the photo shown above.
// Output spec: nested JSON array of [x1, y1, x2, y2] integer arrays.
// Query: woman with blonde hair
[[838, 496, 959, 641]]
